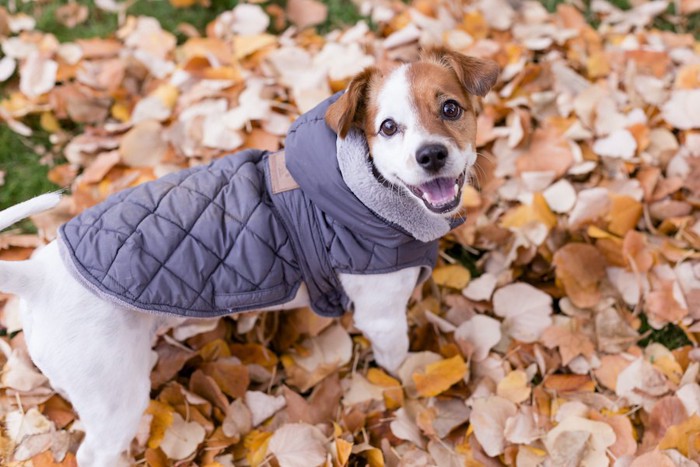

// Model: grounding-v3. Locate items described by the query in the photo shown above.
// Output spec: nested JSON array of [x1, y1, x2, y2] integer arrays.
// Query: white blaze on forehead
[[374, 65, 417, 136]]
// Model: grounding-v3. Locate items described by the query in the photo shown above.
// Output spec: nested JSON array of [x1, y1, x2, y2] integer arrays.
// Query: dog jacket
[[58, 94, 463, 318]]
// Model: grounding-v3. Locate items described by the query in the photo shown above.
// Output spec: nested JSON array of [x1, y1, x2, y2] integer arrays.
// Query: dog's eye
[[379, 119, 398, 137], [441, 100, 462, 120]]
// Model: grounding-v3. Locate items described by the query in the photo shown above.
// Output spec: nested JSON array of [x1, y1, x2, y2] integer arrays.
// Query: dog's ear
[[422, 47, 500, 97], [325, 67, 379, 138]]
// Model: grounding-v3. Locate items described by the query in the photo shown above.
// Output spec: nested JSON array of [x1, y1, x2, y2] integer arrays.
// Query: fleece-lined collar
[[336, 129, 453, 242]]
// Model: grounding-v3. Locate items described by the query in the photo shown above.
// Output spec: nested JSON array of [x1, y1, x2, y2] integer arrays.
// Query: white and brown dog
[[0, 47, 498, 466]]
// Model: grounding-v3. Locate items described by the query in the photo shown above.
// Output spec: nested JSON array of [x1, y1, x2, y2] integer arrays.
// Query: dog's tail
[[0, 192, 62, 232], [0, 192, 62, 296]]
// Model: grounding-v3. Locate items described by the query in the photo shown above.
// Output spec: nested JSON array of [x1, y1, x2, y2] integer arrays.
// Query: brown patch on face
[[406, 62, 478, 151]]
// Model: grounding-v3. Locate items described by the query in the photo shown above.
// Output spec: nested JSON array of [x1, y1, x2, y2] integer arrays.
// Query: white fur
[[371, 66, 474, 198], [0, 192, 62, 231]]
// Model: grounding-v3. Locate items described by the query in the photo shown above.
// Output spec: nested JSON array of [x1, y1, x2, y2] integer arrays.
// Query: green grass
[[0, 125, 58, 212], [638, 314, 692, 351]]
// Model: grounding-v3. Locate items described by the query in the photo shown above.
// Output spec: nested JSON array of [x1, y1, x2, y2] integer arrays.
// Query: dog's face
[[326, 48, 499, 215]]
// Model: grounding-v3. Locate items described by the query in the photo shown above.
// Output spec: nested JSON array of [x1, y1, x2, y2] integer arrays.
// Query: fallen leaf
[[493, 282, 553, 343], [432, 264, 471, 289], [496, 370, 531, 403], [245, 391, 286, 427], [552, 243, 606, 309], [413, 355, 467, 397], [268, 423, 327, 467], [159, 411, 206, 460], [469, 395, 517, 457], [544, 416, 615, 467], [454, 314, 502, 361], [287, 0, 328, 29]]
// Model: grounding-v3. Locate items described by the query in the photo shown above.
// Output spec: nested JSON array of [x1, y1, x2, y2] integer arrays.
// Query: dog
[[0, 47, 498, 466]]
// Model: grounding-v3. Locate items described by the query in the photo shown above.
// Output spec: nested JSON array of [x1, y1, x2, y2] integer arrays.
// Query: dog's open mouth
[[404, 172, 466, 214]]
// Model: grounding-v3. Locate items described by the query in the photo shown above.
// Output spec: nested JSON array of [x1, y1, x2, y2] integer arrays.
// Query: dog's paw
[[373, 345, 408, 375]]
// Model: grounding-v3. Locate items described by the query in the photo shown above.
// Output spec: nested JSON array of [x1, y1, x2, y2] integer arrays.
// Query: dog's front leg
[[338, 267, 420, 373]]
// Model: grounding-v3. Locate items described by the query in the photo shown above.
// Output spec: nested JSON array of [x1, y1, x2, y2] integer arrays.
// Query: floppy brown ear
[[421, 47, 500, 97], [325, 67, 380, 138]]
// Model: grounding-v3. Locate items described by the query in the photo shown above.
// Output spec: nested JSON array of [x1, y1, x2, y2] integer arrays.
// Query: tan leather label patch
[[269, 151, 300, 194]]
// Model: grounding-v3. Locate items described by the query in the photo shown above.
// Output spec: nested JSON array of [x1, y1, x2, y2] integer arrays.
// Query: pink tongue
[[420, 177, 456, 204]]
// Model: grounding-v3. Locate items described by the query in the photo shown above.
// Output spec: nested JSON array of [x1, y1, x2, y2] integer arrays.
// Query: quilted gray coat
[[58, 94, 462, 318]]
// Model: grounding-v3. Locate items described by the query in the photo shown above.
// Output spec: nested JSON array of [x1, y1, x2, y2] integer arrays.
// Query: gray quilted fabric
[[60, 150, 301, 317], [59, 93, 447, 318]]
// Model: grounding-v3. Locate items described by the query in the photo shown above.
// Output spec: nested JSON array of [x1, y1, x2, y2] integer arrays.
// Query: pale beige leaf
[[268, 423, 327, 467], [593, 129, 637, 159], [0, 56, 16, 82], [293, 323, 352, 372], [470, 395, 517, 457], [222, 398, 252, 438], [19, 52, 57, 98], [159, 411, 205, 460], [5, 408, 54, 443], [662, 90, 700, 130], [493, 282, 552, 343], [462, 273, 497, 301], [390, 408, 425, 448], [244, 390, 286, 427], [2, 348, 49, 392], [454, 314, 501, 361], [544, 416, 615, 467]]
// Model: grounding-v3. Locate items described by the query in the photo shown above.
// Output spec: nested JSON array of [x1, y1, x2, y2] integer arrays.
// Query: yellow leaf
[[169, 0, 197, 7], [366, 448, 384, 467], [658, 414, 700, 456], [587, 225, 619, 240], [608, 195, 642, 236], [367, 368, 404, 409], [111, 102, 130, 122], [587, 51, 610, 79], [335, 438, 352, 466], [496, 370, 531, 403], [146, 400, 174, 449], [153, 83, 179, 110], [39, 112, 61, 133], [233, 34, 278, 60], [244, 430, 273, 467], [461, 185, 481, 208], [432, 264, 471, 289], [199, 339, 231, 361], [413, 355, 467, 397], [501, 193, 557, 230], [652, 355, 684, 385]]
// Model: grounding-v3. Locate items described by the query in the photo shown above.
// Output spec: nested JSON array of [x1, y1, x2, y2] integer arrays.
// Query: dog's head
[[325, 47, 499, 216]]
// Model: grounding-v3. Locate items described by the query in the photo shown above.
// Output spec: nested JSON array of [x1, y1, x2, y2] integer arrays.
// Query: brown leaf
[[287, 0, 328, 29], [516, 126, 574, 178], [552, 243, 606, 308], [200, 358, 250, 399]]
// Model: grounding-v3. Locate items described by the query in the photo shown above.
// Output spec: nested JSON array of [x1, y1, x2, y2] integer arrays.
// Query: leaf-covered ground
[[2, 0, 700, 465]]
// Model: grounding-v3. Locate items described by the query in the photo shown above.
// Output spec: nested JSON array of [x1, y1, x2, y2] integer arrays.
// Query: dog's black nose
[[416, 144, 448, 172]]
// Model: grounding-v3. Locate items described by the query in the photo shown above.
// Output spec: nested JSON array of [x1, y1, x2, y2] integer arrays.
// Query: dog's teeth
[[453, 183, 459, 194], [422, 192, 430, 201]]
